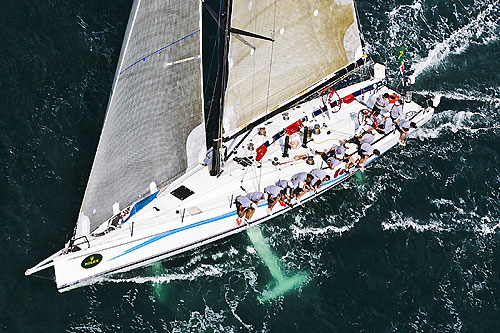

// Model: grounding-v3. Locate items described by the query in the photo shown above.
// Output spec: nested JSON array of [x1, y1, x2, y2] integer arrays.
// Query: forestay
[[222, 0, 363, 137], [77, 0, 205, 234]]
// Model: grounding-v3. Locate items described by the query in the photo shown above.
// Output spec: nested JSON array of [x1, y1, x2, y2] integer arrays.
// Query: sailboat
[[26, 0, 440, 292]]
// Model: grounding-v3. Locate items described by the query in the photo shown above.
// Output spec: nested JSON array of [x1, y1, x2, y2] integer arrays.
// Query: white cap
[[251, 202, 257, 209]]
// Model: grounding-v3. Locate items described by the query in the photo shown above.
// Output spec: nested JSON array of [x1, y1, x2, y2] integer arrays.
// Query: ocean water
[[1, 0, 500, 331]]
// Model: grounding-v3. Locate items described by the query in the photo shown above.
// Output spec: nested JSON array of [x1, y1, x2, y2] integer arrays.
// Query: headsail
[[77, 0, 205, 234], [222, 0, 363, 137]]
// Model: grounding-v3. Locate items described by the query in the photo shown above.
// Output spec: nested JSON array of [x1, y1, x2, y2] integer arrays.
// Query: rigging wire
[[258, 0, 278, 191], [32, 273, 55, 281]]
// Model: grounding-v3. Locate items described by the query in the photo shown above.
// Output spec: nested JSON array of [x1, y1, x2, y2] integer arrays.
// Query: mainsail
[[77, 0, 205, 234], [222, 0, 363, 137]]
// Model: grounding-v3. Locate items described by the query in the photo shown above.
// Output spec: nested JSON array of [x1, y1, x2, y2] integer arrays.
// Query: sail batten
[[78, 0, 205, 233], [222, 0, 363, 137]]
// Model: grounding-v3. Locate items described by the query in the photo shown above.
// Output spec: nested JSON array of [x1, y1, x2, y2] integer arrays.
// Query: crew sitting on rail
[[291, 172, 314, 187], [244, 191, 266, 221], [291, 172, 315, 192], [264, 185, 285, 214], [390, 99, 403, 122], [314, 139, 349, 170], [346, 142, 380, 171], [372, 93, 390, 116], [376, 116, 394, 135], [309, 168, 331, 190], [291, 180, 307, 201], [396, 119, 417, 145], [246, 191, 265, 205], [235, 195, 256, 225], [275, 180, 294, 204]]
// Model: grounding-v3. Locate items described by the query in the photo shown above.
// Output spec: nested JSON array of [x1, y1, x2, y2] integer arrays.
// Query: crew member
[[264, 185, 284, 213], [276, 180, 294, 204], [235, 195, 255, 225], [335, 140, 347, 159], [245, 191, 265, 220], [358, 143, 380, 167], [291, 180, 307, 201], [372, 93, 389, 116], [347, 130, 375, 147], [346, 142, 380, 171], [291, 172, 315, 190], [315, 149, 340, 170], [310, 168, 331, 189], [376, 116, 393, 134], [246, 191, 265, 205], [390, 100, 403, 122], [396, 119, 417, 144]]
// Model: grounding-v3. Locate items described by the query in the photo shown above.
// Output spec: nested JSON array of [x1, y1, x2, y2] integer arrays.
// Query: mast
[[210, 0, 232, 176]]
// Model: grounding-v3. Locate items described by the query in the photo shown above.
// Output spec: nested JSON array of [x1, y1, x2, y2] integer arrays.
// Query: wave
[[412, 4, 500, 77], [388, 0, 422, 16], [381, 212, 451, 233], [291, 223, 355, 238], [103, 264, 225, 285], [476, 221, 500, 235], [416, 89, 500, 106], [414, 110, 499, 140]]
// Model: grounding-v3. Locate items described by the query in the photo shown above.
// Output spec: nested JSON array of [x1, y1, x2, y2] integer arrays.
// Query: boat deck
[[90, 78, 422, 245], [43, 78, 434, 291]]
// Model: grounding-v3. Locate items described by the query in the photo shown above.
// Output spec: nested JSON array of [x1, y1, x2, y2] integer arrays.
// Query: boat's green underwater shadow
[[246, 225, 309, 302], [151, 262, 168, 302], [354, 169, 370, 191]]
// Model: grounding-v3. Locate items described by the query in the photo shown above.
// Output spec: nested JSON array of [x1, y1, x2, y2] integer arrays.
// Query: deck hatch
[[171, 185, 194, 200]]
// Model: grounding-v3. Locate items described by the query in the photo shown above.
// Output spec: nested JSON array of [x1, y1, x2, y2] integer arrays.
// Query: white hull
[[27, 78, 435, 292]]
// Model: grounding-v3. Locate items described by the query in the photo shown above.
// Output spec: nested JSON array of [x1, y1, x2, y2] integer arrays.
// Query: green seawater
[[1, 0, 500, 331]]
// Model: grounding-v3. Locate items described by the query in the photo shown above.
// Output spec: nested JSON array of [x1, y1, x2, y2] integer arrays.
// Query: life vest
[[388, 94, 399, 104]]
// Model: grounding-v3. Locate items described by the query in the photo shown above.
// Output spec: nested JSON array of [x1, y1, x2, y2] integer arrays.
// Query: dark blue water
[[2, 0, 500, 331]]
